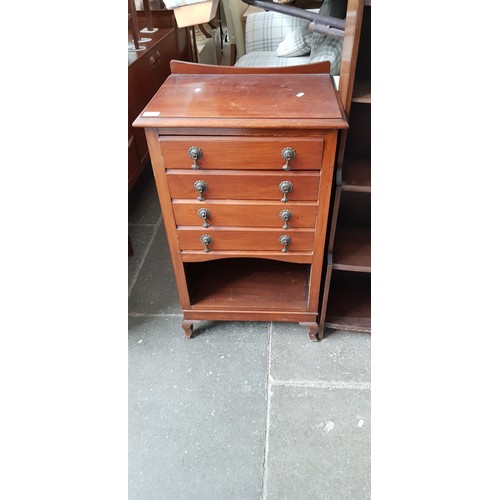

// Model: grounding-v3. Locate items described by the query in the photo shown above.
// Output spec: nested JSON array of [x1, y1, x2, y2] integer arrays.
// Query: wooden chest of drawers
[[128, 26, 192, 191], [133, 70, 347, 340]]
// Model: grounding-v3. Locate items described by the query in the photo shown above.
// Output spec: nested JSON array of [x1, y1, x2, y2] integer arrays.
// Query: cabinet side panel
[[308, 130, 339, 312], [144, 128, 192, 310]]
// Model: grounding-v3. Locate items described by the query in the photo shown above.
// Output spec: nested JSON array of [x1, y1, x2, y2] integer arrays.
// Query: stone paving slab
[[265, 385, 371, 500], [128, 316, 270, 500], [271, 323, 371, 384], [128, 225, 180, 314], [128, 224, 156, 289], [128, 169, 162, 225]]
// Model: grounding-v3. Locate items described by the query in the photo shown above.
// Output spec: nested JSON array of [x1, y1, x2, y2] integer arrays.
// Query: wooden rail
[[242, 0, 345, 37]]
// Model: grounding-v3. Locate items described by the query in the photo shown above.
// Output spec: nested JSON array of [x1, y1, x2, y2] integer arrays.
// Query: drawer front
[[160, 136, 324, 170], [177, 228, 315, 252], [166, 170, 320, 202], [172, 201, 317, 229]]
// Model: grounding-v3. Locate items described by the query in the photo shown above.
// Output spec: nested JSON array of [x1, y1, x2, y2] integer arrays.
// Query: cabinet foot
[[299, 322, 319, 342], [182, 320, 193, 338]]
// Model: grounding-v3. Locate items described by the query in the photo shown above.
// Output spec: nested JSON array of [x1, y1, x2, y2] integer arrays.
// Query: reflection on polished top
[[133, 74, 348, 130]]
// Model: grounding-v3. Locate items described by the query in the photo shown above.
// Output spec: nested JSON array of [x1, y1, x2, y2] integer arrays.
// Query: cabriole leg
[[182, 320, 193, 339], [299, 322, 319, 342]]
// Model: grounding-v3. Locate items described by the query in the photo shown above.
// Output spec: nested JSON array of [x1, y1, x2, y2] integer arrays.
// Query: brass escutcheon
[[194, 180, 207, 201], [279, 180, 293, 203], [188, 146, 203, 169], [279, 209, 293, 230], [279, 234, 291, 252], [198, 208, 211, 228], [200, 234, 213, 253], [281, 147, 296, 171]]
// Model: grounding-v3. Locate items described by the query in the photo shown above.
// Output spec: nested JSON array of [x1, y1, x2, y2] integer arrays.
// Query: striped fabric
[[245, 12, 309, 53], [235, 52, 311, 67], [309, 35, 343, 75], [276, 25, 313, 57], [164, 0, 208, 8], [236, 0, 346, 76], [310, 0, 347, 57]]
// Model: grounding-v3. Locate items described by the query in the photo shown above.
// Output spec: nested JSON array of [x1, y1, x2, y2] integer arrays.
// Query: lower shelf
[[332, 226, 371, 272], [324, 282, 371, 333], [185, 258, 310, 312]]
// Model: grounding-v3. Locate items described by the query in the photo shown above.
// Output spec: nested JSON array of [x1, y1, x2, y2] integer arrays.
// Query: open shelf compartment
[[332, 226, 371, 272], [342, 159, 371, 192], [324, 271, 371, 333], [185, 258, 310, 311]]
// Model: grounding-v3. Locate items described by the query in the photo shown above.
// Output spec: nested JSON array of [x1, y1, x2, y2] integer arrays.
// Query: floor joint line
[[270, 379, 371, 390], [260, 321, 273, 500]]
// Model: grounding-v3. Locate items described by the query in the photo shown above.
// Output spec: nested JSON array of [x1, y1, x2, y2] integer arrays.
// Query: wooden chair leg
[[198, 23, 212, 38], [189, 26, 199, 63], [229, 44, 236, 66]]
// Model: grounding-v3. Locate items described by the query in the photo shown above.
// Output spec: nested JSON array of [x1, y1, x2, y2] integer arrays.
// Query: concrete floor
[[128, 163, 371, 499], [129, 169, 370, 500]]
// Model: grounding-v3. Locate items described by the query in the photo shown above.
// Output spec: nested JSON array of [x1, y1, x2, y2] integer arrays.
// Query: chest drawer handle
[[279, 209, 292, 230], [281, 147, 296, 171], [198, 208, 212, 228], [188, 146, 203, 169], [279, 181, 293, 203], [200, 234, 213, 253], [279, 235, 291, 252], [194, 180, 207, 201]]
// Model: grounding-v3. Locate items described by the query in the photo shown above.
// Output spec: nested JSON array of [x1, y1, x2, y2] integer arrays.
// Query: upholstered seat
[[234, 0, 346, 76]]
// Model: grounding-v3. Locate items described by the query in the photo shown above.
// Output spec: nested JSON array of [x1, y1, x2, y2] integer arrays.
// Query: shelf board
[[324, 283, 371, 333], [352, 80, 371, 103], [332, 226, 371, 272], [186, 258, 310, 311], [342, 159, 371, 192]]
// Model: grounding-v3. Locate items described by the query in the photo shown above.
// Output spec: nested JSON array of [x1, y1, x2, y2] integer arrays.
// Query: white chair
[[234, 0, 346, 76]]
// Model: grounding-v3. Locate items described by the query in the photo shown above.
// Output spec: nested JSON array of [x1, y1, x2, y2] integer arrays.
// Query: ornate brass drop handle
[[188, 146, 203, 169], [198, 208, 211, 228], [279, 180, 293, 203], [281, 147, 296, 171], [279, 209, 292, 230], [200, 234, 213, 253], [193, 180, 207, 201], [279, 235, 291, 252]]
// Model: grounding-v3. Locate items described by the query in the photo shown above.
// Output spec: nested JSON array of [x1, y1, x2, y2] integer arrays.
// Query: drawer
[[166, 170, 320, 202], [159, 136, 324, 170], [172, 200, 317, 229], [177, 228, 315, 252]]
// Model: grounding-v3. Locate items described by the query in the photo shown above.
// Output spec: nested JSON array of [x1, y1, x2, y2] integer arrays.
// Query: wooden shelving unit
[[352, 80, 371, 103], [332, 226, 371, 272], [325, 280, 371, 332], [342, 159, 371, 192], [319, 0, 371, 337]]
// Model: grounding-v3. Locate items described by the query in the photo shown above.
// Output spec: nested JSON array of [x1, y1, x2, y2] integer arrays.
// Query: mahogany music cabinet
[[133, 68, 347, 340]]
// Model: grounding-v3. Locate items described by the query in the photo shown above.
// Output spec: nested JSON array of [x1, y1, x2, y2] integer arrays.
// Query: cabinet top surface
[[133, 74, 348, 130]]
